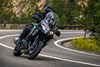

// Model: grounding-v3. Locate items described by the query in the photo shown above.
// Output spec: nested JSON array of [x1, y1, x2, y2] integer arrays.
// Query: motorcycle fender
[[14, 37, 21, 46]]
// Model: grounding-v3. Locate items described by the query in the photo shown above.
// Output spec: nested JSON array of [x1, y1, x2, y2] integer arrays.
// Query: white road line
[[39, 54, 100, 67], [0, 34, 20, 39], [54, 37, 100, 57], [0, 43, 14, 49], [0, 41, 100, 67], [0, 34, 100, 66]]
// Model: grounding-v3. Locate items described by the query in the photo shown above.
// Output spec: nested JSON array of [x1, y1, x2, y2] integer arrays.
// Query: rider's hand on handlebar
[[54, 30, 60, 36], [36, 8, 40, 12]]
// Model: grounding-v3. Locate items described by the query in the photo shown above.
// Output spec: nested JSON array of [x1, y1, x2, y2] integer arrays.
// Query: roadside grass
[[71, 38, 100, 54]]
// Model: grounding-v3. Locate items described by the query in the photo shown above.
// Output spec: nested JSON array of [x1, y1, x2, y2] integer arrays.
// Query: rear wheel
[[28, 40, 44, 60], [13, 46, 22, 56]]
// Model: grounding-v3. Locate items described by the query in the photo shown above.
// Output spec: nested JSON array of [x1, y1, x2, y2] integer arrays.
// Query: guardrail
[[59, 25, 84, 30], [0, 24, 84, 30], [0, 24, 26, 29]]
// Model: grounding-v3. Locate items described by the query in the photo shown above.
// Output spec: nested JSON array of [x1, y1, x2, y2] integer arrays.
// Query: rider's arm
[[36, 8, 45, 20], [32, 11, 44, 22]]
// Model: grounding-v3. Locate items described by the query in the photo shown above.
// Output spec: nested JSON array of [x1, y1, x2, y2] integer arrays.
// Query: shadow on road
[[18, 55, 57, 61]]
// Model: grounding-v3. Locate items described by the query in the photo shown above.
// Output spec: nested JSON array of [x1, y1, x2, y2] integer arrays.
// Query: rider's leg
[[19, 24, 33, 40], [16, 24, 33, 49]]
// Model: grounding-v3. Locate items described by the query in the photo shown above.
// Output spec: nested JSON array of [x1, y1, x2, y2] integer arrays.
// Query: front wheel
[[13, 46, 22, 56], [28, 40, 44, 60]]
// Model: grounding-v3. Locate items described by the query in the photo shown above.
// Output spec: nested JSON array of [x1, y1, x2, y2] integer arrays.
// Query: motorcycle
[[13, 12, 60, 60]]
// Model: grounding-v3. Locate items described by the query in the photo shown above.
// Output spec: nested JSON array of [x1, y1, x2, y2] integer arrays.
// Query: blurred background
[[0, 0, 89, 24], [0, 0, 100, 31], [0, 0, 100, 55]]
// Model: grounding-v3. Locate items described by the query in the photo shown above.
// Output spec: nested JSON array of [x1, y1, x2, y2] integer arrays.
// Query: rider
[[18, 5, 58, 41], [18, 0, 45, 41]]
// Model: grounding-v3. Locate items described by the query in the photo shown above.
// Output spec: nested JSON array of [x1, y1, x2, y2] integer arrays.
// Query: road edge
[[54, 37, 100, 57]]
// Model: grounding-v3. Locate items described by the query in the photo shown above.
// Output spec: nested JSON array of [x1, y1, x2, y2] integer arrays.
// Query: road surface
[[0, 30, 100, 67]]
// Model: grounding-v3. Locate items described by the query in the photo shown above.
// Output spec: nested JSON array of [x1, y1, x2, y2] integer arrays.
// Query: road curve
[[0, 30, 100, 67]]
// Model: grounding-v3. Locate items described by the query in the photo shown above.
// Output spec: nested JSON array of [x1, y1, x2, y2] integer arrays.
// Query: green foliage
[[98, 47, 100, 54], [0, 0, 99, 30], [59, 15, 68, 25], [51, 0, 81, 25], [0, 0, 82, 25], [72, 38, 100, 53], [82, 0, 100, 39], [0, 0, 37, 24], [0, 0, 14, 24], [21, 13, 34, 24], [51, 0, 67, 17], [65, 0, 79, 25]]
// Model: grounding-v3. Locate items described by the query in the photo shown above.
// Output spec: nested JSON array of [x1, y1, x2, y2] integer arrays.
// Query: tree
[[82, 0, 100, 41], [59, 15, 68, 25], [51, 0, 81, 25], [0, 0, 38, 24], [13, 0, 36, 24], [51, 0, 67, 18], [0, 0, 14, 24]]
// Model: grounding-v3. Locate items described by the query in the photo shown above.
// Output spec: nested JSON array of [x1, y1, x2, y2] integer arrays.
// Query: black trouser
[[19, 24, 33, 40]]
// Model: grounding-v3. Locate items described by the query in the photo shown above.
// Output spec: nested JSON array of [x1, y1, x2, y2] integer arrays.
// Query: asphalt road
[[0, 30, 100, 67]]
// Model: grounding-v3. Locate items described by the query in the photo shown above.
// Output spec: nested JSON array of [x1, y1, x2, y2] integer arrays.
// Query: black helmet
[[44, 5, 54, 13]]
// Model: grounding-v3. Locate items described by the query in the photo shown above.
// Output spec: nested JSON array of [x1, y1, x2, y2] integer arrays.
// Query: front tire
[[13, 46, 22, 56], [28, 41, 44, 60]]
